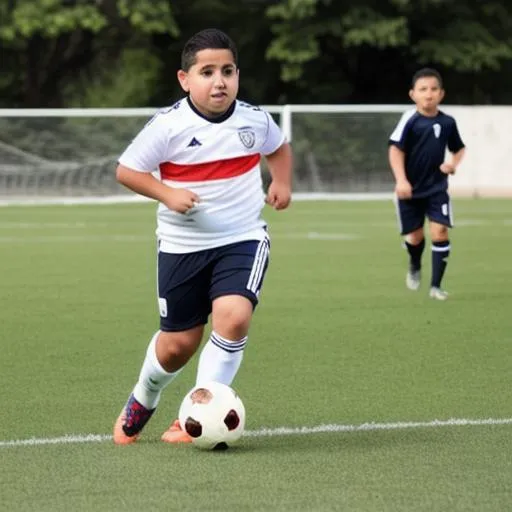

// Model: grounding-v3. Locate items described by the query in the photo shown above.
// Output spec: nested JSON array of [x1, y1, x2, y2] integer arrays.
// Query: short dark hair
[[411, 67, 443, 88], [181, 29, 238, 71]]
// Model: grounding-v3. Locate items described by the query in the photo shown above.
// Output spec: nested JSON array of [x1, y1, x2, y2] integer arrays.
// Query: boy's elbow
[[116, 164, 127, 184]]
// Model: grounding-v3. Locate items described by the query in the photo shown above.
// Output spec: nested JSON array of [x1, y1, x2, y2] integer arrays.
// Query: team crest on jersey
[[433, 123, 441, 138], [238, 127, 256, 148]]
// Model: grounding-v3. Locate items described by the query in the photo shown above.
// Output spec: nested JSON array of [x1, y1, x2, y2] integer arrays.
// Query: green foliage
[[0, 0, 107, 41], [266, 33, 320, 81], [0, 0, 178, 107], [117, 0, 178, 35], [266, 0, 323, 81], [265, 0, 512, 83], [267, 0, 318, 20], [341, 8, 409, 48], [414, 39, 512, 72], [65, 48, 162, 108], [266, 1, 412, 82], [411, 18, 512, 72], [1, 0, 512, 105], [0, 0, 177, 41]]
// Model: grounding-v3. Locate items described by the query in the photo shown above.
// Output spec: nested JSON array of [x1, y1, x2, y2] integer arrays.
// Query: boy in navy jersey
[[113, 29, 292, 444], [388, 68, 465, 300]]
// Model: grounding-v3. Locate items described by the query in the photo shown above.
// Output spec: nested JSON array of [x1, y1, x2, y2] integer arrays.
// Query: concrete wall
[[443, 106, 512, 197]]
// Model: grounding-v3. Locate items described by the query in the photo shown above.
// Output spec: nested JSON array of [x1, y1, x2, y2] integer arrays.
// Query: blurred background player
[[388, 68, 465, 300], [113, 28, 292, 444]]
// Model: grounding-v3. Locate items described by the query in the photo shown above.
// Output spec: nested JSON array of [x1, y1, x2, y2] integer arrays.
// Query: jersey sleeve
[[388, 109, 415, 150], [447, 120, 465, 153], [259, 111, 286, 155], [118, 112, 170, 172]]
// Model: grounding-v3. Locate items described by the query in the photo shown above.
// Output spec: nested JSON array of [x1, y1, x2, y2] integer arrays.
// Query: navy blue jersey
[[389, 109, 465, 198]]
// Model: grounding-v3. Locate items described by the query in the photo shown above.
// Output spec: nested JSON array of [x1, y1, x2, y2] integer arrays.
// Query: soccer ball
[[178, 381, 246, 450]]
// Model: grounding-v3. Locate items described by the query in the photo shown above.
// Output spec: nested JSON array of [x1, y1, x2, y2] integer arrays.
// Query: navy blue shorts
[[157, 237, 270, 332], [395, 190, 453, 235]]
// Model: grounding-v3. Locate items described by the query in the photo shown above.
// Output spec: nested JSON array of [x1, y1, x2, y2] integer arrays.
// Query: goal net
[[0, 109, 155, 203], [287, 105, 405, 196], [0, 105, 406, 204]]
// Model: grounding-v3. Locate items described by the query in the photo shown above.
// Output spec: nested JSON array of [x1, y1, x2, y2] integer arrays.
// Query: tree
[[1, 0, 512, 107], [265, 0, 512, 103], [0, 0, 178, 107]]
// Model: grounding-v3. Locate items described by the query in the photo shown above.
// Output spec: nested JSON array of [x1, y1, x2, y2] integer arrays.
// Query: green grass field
[[1, 199, 511, 511]]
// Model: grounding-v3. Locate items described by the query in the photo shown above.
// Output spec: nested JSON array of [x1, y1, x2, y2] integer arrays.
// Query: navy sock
[[431, 240, 450, 288], [405, 239, 425, 272]]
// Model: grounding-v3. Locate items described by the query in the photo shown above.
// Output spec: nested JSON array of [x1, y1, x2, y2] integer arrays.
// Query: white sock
[[132, 331, 180, 409], [195, 331, 247, 386]]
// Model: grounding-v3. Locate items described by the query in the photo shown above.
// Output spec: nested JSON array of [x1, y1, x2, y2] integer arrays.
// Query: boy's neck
[[417, 107, 439, 117], [187, 96, 236, 122]]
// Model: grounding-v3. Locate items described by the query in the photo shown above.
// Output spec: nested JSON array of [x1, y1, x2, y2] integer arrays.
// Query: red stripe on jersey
[[159, 154, 261, 182]]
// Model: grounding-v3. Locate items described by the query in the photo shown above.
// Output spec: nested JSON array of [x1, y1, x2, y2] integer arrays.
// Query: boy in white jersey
[[113, 28, 292, 444]]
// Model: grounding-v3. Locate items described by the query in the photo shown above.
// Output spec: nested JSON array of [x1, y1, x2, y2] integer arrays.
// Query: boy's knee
[[156, 329, 203, 369], [405, 228, 424, 245], [212, 295, 253, 339], [430, 223, 449, 241]]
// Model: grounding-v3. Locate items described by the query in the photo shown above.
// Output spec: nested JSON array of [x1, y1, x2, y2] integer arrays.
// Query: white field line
[[3, 216, 509, 244], [0, 233, 361, 244], [0, 194, 391, 207], [0, 220, 509, 244], [1, 417, 511, 448], [1, 219, 511, 231], [0, 235, 154, 243], [278, 232, 360, 240], [2, 194, 512, 212]]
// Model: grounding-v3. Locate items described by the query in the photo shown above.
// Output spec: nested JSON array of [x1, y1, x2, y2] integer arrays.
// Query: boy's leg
[[395, 197, 425, 290], [114, 327, 203, 445], [154, 328, 204, 444], [114, 249, 210, 445], [161, 297, 253, 444], [113, 331, 178, 445], [195, 237, 269, 387], [405, 230, 425, 290], [161, 237, 269, 443], [429, 223, 451, 299], [196, 296, 253, 386], [427, 192, 453, 299]]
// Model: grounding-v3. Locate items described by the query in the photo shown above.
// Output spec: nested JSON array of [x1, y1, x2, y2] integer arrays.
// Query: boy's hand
[[395, 179, 413, 199], [266, 181, 292, 210], [164, 188, 200, 213], [440, 162, 456, 175]]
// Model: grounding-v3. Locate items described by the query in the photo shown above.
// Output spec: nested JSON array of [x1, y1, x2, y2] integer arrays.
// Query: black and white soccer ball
[[178, 381, 246, 450]]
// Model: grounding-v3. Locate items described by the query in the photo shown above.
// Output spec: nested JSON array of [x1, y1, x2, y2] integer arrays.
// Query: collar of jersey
[[186, 96, 236, 123]]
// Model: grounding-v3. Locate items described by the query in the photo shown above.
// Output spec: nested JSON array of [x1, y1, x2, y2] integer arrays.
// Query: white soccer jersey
[[118, 98, 285, 253]]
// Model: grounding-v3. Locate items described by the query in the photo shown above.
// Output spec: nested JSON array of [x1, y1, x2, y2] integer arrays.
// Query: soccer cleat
[[429, 287, 449, 301], [113, 394, 155, 445], [161, 419, 193, 444], [406, 269, 421, 291]]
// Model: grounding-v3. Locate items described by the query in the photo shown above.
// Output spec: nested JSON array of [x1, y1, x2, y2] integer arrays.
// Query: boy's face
[[409, 76, 445, 115], [177, 49, 239, 117]]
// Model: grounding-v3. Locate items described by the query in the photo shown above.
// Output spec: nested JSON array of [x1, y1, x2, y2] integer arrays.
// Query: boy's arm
[[388, 145, 413, 199], [116, 164, 199, 213], [264, 142, 293, 210], [440, 147, 466, 175]]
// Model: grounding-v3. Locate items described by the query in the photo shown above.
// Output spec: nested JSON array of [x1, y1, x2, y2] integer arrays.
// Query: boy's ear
[[439, 89, 445, 101], [408, 89, 414, 101], [177, 70, 189, 92]]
